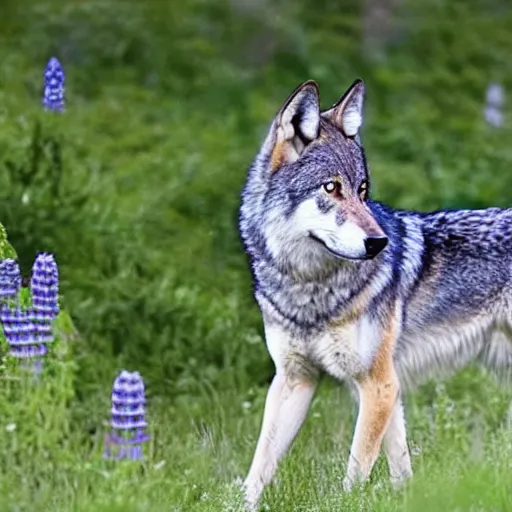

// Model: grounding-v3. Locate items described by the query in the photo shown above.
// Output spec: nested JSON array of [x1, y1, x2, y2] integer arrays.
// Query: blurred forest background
[[0, 0, 512, 509]]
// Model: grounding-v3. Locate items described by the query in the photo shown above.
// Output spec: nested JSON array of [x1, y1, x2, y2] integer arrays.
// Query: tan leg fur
[[344, 316, 401, 490]]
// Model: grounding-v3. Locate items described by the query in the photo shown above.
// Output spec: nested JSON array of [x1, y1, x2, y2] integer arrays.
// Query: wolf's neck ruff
[[251, 246, 393, 332]]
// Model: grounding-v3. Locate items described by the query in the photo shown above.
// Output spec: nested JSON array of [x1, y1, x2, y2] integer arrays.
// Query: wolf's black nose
[[364, 236, 388, 258]]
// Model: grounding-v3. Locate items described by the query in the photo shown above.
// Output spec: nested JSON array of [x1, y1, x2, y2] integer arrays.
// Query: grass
[[0, 356, 511, 512]]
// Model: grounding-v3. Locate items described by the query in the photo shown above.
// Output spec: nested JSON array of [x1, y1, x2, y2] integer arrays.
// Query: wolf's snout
[[364, 236, 388, 258]]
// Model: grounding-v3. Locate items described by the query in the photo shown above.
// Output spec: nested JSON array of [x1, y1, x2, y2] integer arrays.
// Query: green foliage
[[0, 305, 78, 497], [0, 229, 82, 508], [0, 223, 17, 260]]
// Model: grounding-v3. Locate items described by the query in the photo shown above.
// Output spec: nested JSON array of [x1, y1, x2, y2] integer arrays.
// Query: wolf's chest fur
[[258, 289, 383, 380], [252, 251, 397, 380]]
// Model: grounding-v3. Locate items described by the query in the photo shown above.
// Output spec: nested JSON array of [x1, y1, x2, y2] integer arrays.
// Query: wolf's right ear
[[268, 80, 321, 171], [322, 79, 365, 138]]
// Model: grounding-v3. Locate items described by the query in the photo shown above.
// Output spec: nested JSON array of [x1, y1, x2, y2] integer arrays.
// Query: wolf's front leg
[[343, 316, 400, 491], [243, 370, 317, 511]]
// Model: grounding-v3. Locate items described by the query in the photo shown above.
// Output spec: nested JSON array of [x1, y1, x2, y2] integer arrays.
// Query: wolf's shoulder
[[415, 206, 512, 251], [419, 206, 511, 232], [372, 201, 512, 256], [372, 201, 512, 236]]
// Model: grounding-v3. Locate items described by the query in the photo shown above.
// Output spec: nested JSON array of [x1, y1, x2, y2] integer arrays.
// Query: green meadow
[[0, 1, 511, 510]]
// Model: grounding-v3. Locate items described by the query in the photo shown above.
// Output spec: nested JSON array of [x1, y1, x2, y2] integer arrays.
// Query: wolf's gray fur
[[238, 79, 512, 510]]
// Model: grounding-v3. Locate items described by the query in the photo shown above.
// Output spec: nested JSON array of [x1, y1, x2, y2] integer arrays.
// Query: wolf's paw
[[342, 475, 354, 493], [343, 474, 367, 494], [243, 496, 260, 512], [390, 469, 413, 491], [242, 480, 262, 512]]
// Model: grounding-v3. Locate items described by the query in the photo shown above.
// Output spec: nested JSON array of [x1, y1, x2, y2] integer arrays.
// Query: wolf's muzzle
[[364, 236, 388, 258]]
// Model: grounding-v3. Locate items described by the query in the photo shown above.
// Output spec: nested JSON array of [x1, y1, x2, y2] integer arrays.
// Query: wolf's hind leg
[[243, 371, 317, 511], [383, 398, 413, 488]]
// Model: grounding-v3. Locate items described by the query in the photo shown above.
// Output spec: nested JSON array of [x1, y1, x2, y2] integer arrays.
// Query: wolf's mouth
[[308, 232, 369, 261]]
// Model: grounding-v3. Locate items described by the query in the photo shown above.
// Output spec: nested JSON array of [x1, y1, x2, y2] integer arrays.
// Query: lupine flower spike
[[31, 253, 60, 322], [0, 306, 47, 375], [105, 370, 149, 460], [43, 57, 65, 112], [0, 259, 22, 299], [0, 254, 59, 375]]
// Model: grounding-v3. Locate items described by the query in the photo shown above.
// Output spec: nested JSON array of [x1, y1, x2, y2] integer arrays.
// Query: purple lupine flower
[[0, 259, 22, 299], [30, 253, 60, 321], [43, 57, 65, 112], [0, 306, 47, 360], [105, 370, 149, 460], [33, 319, 54, 344]]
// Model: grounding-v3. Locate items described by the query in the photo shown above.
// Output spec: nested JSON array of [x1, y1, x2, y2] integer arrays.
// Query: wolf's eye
[[358, 181, 368, 200], [323, 181, 337, 193]]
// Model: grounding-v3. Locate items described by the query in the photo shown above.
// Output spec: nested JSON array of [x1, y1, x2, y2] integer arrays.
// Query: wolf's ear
[[269, 80, 320, 171], [322, 79, 365, 138]]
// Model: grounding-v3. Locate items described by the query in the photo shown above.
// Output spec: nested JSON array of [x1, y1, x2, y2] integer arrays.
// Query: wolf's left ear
[[269, 80, 320, 171], [322, 79, 365, 138]]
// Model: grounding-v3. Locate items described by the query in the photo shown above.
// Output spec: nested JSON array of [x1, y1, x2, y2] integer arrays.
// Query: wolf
[[238, 79, 512, 510]]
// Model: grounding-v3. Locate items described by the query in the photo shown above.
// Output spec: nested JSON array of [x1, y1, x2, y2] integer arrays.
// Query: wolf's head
[[240, 80, 388, 277]]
